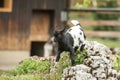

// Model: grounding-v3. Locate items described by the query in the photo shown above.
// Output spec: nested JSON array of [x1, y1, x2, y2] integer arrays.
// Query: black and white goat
[[54, 20, 86, 66]]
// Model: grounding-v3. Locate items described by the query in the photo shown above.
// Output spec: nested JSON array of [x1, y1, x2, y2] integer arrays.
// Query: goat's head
[[53, 25, 70, 42], [53, 28, 64, 42]]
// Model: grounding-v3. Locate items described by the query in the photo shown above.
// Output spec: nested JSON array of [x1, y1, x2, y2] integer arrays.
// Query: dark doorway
[[30, 41, 45, 56], [0, 0, 4, 7]]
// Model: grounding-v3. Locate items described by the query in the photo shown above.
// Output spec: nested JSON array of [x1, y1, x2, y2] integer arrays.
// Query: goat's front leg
[[80, 43, 85, 51], [56, 50, 62, 62], [69, 48, 76, 66]]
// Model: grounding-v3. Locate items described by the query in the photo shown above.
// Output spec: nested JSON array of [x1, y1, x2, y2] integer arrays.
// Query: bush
[[11, 59, 51, 75]]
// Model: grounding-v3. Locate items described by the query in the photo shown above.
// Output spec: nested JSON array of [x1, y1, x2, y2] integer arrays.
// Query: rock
[[92, 67, 107, 79], [75, 64, 91, 73], [84, 41, 112, 57], [75, 70, 96, 80], [117, 71, 120, 80], [62, 66, 96, 80], [110, 70, 117, 78], [107, 77, 118, 80]]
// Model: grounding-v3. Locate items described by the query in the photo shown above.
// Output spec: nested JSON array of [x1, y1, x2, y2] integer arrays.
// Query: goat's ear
[[63, 25, 70, 32], [54, 26, 64, 36], [65, 25, 70, 29], [60, 28, 65, 35], [59, 30, 63, 36]]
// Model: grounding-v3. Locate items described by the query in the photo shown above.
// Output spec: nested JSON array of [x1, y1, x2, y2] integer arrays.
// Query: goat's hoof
[[72, 63, 76, 66]]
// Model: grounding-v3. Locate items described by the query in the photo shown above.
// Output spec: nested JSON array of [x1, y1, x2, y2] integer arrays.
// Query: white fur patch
[[71, 20, 80, 26], [66, 25, 85, 48]]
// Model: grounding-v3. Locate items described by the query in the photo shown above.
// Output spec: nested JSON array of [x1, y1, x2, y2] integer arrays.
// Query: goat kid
[[54, 20, 86, 66]]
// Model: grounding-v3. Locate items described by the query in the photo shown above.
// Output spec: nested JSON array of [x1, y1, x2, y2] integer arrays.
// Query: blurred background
[[0, 0, 120, 70], [69, 0, 120, 48]]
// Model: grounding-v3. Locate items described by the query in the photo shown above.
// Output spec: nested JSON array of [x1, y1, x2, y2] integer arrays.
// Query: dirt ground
[[0, 51, 29, 70]]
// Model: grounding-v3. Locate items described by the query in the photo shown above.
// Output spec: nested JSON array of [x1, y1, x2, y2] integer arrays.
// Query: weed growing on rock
[[113, 50, 120, 70]]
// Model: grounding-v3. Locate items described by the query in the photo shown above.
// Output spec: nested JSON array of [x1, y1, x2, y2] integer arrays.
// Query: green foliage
[[113, 50, 120, 71], [75, 49, 87, 64], [57, 51, 87, 68], [96, 0, 118, 8], [11, 59, 51, 75], [83, 0, 92, 8], [50, 52, 72, 79], [49, 73, 61, 80], [72, 0, 92, 8], [113, 57, 120, 71], [58, 52, 72, 68]]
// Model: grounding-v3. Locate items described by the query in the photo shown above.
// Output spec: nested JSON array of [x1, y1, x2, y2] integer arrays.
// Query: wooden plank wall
[[0, 0, 67, 50]]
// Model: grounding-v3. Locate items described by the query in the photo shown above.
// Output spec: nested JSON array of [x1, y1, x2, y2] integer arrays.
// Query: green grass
[[0, 74, 42, 80]]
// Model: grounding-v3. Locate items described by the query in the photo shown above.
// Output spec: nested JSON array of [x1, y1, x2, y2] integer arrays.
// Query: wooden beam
[[68, 20, 120, 26], [85, 31, 120, 38], [67, 8, 120, 13], [66, 8, 120, 14]]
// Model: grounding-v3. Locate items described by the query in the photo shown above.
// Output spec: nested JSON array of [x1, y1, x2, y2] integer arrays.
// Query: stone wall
[[62, 41, 120, 80]]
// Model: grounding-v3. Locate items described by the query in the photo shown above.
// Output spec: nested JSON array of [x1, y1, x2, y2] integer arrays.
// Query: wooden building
[[0, 0, 68, 57]]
